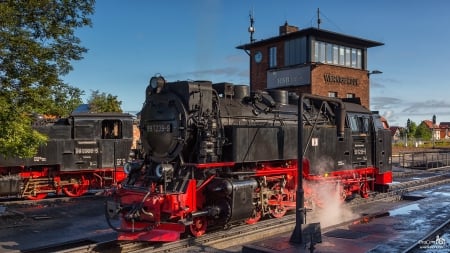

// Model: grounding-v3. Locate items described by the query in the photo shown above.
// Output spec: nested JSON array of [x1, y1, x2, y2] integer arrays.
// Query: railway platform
[[242, 183, 450, 253]]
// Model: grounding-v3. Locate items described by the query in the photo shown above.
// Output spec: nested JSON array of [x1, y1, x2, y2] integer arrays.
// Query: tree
[[406, 119, 417, 138], [87, 90, 123, 113], [0, 0, 95, 158], [415, 122, 432, 140]]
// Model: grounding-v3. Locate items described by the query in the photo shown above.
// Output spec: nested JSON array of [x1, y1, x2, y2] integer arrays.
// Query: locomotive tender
[[0, 112, 134, 200], [106, 75, 392, 241]]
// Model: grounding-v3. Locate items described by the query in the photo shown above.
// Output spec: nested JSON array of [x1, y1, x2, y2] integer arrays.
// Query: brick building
[[236, 22, 383, 109]]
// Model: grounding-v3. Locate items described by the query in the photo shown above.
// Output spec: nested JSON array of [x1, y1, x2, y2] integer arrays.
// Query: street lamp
[[368, 70, 383, 76], [432, 114, 436, 148]]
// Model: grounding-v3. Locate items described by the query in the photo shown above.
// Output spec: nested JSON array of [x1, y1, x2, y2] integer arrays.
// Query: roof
[[439, 122, 450, 128], [70, 112, 134, 120], [73, 104, 90, 113], [389, 126, 401, 135], [422, 120, 439, 129], [236, 27, 384, 50]]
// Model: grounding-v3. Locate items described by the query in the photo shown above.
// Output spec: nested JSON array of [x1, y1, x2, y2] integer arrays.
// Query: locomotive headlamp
[[155, 164, 174, 179], [149, 75, 166, 94], [124, 163, 132, 174], [123, 161, 142, 174]]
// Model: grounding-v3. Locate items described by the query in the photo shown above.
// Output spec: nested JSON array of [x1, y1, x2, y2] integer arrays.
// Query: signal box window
[[328, 91, 337, 98], [269, 47, 277, 68], [102, 120, 122, 139]]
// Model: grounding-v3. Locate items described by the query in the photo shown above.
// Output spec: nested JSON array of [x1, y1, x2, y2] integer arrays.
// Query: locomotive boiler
[[0, 112, 134, 200], [106, 75, 392, 241]]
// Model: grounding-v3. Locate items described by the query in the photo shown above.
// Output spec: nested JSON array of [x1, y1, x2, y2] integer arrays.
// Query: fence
[[392, 150, 450, 169]]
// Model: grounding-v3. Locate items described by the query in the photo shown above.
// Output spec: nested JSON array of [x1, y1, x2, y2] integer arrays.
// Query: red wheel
[[23, 183, 52, 200], [189, 216, 207, 237], [360, 182, 369, 198], [25, 193, 48, 200], [245, 210, 262, 224], [269, 193, 287, 218], [62, 177, 89, 197], [335, 184, 347, 202]]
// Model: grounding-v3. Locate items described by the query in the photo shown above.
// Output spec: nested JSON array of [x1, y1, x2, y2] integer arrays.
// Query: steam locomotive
[[0, 112, 134, 200], [106, 75, 392, 242]]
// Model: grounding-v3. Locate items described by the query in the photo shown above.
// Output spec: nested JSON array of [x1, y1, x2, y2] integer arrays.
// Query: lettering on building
[[323, 73, 358, 86], [267, 66, 310, 89]]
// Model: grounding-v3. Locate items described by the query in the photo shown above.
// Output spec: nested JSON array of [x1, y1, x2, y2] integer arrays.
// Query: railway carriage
[[0, 112, 134, 200]]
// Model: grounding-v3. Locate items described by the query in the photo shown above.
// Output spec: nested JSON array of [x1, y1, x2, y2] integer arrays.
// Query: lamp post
[[406, 119, 411, 147], [432, 114, 436, 148], [367, 70, 382, 110]]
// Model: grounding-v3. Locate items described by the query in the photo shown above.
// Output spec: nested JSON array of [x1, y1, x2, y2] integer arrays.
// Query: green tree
[[415, 121, 432, 140], [406, 119, 417, 137], [0, 0, 95, 158], [87, 90, 123, 113]]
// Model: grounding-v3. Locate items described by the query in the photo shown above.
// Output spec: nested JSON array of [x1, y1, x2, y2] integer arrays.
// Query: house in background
[[389, 126, 401, 143], [380, 116, 389, 129], [422, 120, 441, 141], [439, 122, 450, 139]]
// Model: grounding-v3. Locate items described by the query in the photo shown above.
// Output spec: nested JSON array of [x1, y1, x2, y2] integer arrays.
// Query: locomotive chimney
[[279, 21, 298, 35]]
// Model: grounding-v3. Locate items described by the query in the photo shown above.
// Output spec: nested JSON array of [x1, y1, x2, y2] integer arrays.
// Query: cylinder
[[234, 85, 250, 99], [267, 90, 289, 105]]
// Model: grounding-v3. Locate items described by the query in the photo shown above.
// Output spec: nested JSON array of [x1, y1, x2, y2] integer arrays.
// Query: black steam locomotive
[[0, 112, 134, 200], [107, 75, 392, 242]]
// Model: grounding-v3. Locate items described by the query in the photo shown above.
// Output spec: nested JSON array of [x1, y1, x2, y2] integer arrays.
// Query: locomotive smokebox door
[[140, 93, 187, 163]]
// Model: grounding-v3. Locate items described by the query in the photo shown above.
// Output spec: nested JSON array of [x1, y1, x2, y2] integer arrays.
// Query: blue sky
[[63, 0, 450, 127]]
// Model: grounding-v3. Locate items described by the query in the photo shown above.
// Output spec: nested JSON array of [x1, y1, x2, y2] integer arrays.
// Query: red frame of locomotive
[[115, 159, 392, 241], [13, 167, 127, 200]]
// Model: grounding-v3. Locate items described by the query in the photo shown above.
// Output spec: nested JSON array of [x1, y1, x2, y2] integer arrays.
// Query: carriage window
[[102, 120, 122, 139], [361, 117, 369, 133], [348, 116, 359, 132], [348, 115, 369, 134]]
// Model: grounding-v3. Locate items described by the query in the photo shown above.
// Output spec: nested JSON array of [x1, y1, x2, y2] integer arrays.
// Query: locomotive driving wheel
[[189, 216, 207, 237], [245, 209, 262, 224], [62, 176, 89, 197], [23, 178, 52, 200], [359, 182, 369, 198], [268, 185, 288, 218], [25, 191, 48, 200]]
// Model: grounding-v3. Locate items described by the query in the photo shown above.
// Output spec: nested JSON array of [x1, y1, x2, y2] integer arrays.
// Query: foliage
[[87, 90, 123, 113], [0, 96, 47, 158], [0, 0, 95, 158], [406, 118, 417, 137], [414, 121, 432, 140]]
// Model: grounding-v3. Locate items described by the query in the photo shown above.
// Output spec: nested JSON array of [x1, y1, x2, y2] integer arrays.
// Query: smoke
[[304, 180, 358, 228], [310, 156, 334, 175]]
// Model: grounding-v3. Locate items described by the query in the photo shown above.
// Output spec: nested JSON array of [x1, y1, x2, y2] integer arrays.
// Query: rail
[[392, 150, 450, 169]]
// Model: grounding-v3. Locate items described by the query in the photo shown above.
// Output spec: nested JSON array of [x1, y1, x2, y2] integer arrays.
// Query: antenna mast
[[317, 8, 321, 29], [248, 10, 255, 43]]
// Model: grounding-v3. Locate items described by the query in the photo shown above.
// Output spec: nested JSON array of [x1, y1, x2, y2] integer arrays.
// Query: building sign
[[323, 73, 358, 86], [267, 66, 310, 89]]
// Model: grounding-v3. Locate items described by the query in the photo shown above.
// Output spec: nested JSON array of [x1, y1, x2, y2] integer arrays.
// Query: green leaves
[[0, 0, 95, 158], [88, 90, 123, 113]]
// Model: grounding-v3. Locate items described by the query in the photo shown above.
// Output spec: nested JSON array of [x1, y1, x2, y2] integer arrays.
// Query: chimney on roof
[[279, 21, 298, 35]]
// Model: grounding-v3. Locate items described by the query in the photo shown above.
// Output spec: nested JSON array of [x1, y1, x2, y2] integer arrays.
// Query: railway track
[[20, 171, 450, 253], [0, 191, 107, 206]]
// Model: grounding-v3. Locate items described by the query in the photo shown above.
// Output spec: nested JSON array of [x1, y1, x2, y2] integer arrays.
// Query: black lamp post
[[432, 114, 436, 148], [290, 94, 344, 247]]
